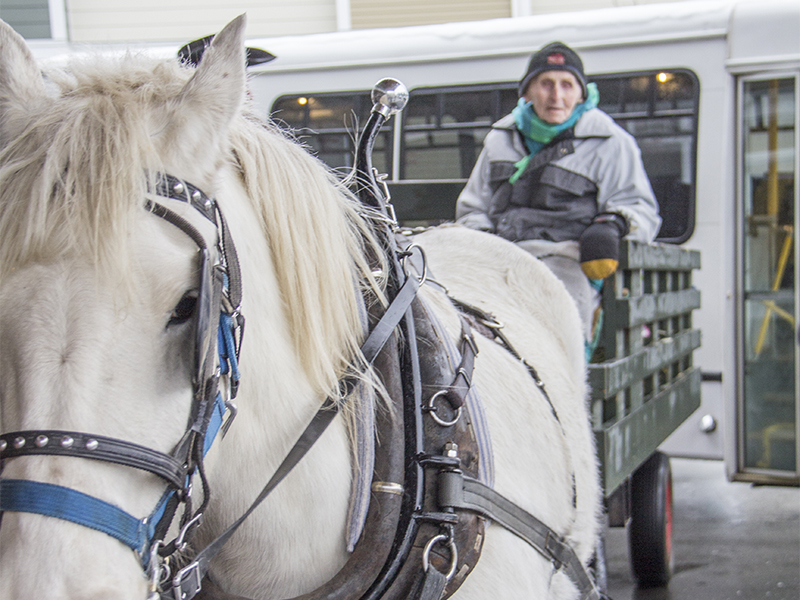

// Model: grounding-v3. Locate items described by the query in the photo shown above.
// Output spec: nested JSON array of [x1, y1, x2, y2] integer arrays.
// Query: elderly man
[[456, 41, 661, 354]]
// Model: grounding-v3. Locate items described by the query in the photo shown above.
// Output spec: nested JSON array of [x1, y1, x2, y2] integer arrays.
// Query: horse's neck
[[200, 175, 354, 595], [208, 313, 354, 594]]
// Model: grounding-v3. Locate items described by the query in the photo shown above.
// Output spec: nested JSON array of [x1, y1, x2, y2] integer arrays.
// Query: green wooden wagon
[[590, 240, 702, 587]]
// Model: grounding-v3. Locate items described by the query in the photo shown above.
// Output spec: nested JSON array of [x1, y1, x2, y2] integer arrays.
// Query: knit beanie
[[519, 42, 587, 98]]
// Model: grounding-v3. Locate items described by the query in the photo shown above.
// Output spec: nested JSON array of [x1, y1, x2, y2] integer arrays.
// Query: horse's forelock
[[0, 55, 191, 284]]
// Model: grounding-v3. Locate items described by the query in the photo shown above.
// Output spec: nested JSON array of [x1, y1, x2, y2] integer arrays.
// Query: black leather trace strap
[[437, 471, 600, 600], [413, 568, 447, 600], [0, 430, 188, 490]]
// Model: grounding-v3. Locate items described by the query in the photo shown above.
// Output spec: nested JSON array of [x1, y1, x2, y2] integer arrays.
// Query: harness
[[0, 79, 602, 600]]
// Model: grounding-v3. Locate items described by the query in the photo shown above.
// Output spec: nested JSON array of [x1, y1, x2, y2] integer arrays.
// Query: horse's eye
[[168, 291, 198, 327]]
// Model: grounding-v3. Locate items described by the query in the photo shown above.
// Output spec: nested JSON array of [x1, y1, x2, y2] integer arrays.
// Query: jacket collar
[[494, 108, 613, 140]]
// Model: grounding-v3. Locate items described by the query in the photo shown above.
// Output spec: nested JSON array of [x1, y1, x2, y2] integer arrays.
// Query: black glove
[[579, 213, 629, 280]]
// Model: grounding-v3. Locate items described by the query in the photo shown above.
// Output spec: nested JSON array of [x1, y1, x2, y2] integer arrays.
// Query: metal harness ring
[[425, 390, 463, 427], [422, 534, 459, 581], [400, 243, 428, 284]]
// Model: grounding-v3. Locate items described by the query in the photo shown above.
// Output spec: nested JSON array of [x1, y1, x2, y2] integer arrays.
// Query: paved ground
[[603, 458, 799, 600]]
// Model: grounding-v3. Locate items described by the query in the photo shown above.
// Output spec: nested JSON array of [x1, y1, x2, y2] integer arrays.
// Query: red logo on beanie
[[547, 53, 566, 65]]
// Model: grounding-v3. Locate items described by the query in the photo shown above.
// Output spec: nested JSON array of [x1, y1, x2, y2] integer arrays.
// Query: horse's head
[[0, 16, 248, 600]]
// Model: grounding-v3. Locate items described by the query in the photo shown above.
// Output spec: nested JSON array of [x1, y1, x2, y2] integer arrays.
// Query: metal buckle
[[373, 169, 397, 228], [221, 400, 238, 438], [146, 541, 173, 600], [544, 530, 565, 570], [400, 243, 428, 284], [172, 561, 203, 600], [479, 314, 504, 330], [462, 332, 479, 357], [455, 367, 472, 390]]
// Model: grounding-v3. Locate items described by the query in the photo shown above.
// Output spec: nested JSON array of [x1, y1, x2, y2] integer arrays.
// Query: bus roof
[[246, 0, 737, 74], [33, 0, 798, 74]]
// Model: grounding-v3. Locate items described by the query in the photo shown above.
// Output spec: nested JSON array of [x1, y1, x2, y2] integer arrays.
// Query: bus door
[[737, 73, 799, 482]]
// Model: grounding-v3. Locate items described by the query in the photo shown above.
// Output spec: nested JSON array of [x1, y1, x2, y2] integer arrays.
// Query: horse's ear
[[0, 19, 47, 137], [162, 15, 247, 181]]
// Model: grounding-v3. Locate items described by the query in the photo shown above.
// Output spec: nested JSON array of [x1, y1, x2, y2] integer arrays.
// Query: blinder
[[0, 173, 243, 576], [143, 174, 225, 388], [194, 245, 216, 387]]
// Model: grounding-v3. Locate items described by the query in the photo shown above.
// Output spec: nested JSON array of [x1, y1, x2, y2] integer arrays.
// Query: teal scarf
[[510, 83, 599, 183]]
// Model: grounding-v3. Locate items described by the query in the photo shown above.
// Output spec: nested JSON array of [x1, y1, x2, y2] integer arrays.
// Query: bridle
[[0, 173, 245, 592], [0, 162, 419, 600]]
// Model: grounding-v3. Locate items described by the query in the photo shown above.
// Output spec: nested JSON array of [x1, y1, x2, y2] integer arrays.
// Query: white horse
[[0, 16, 600, 600]]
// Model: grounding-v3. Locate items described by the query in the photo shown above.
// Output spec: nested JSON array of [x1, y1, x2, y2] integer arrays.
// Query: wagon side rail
[[589, 240, 702, 497]]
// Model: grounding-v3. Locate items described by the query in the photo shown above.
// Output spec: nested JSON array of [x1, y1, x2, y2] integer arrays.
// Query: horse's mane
[[0, 52, 386, 399], [227, 117, 387, 398]]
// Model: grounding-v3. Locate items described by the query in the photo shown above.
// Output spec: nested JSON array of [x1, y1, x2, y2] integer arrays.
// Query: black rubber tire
[[628, 451, 673, 587]]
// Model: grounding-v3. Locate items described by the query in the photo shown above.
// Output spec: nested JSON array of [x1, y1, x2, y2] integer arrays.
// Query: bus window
[[596, 70, 699, 243], [270, 92, 393, 175], [402, 86, 518, 180], [269, 70, 699, 242], [400, 70, 699, 242]]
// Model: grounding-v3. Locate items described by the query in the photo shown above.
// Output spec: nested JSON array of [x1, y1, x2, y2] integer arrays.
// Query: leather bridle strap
[[437, 471, 600, 600], [0, 430, 187, 490], [172, 272, 421, 600]]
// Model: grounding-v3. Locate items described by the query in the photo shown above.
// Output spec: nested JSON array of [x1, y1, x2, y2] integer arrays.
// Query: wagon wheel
[[628, 451, 673, 587]]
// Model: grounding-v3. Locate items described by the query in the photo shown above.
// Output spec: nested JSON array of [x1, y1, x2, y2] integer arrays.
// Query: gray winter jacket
[[455, 109, 661, 244]]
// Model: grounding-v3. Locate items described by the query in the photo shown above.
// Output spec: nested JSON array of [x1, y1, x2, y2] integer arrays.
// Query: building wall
[[349, 0, 699, 29], [66, 0, 337, 43], [350, 0, 511, 29], [7, 0, 700, 44], [526, 0, 689, 15]]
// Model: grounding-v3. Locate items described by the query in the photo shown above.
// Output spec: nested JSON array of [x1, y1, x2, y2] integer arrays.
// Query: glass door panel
[[740, 76, 798, 474]]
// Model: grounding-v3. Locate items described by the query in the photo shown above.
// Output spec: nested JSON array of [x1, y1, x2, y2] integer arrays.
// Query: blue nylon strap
[[0, 479, 148, 554], [217, 313, 240, 384]]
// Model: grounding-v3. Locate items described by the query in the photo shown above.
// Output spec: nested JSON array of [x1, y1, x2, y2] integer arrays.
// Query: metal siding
[[528, 0, 692, 15], [66, 0, 337, 42], [350, 0, 511, 29]]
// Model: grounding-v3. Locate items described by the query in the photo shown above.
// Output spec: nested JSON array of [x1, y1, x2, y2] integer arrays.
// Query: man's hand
[[579, 213, 629, 280]]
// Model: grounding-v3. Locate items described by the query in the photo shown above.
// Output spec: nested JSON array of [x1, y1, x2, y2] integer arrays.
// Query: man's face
[[523, 71, 584, 124]]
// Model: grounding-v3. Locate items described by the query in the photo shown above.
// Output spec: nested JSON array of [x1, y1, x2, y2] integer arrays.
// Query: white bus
[[240, 0, 800, 485]]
